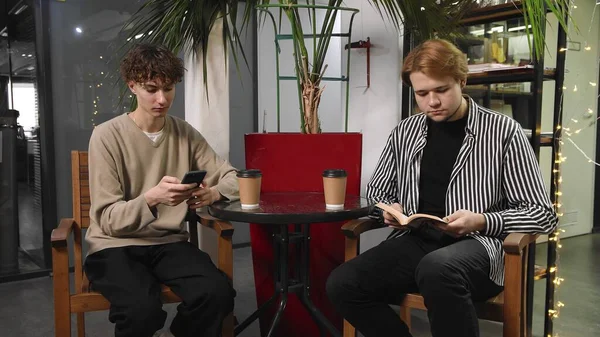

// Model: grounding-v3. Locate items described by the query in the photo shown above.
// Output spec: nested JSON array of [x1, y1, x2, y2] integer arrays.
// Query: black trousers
[[84, 241, 235, 337], [326, 229, 503, 337]]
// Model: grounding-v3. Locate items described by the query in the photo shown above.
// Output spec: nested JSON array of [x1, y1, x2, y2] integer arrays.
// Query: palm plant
[[121, 0, 572, 134]]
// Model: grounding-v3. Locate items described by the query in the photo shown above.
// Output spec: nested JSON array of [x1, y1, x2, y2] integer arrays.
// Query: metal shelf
[[278, 75, 348, 82], [467, 68, 556, 85], [460, 1, 529, 26], [276, 33, 350, 40]]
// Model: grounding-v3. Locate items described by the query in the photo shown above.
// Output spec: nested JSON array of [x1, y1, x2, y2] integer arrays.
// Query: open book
[[376, 203, 447, 229]]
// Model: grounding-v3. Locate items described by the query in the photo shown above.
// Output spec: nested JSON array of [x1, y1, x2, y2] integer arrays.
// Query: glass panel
[[457, 18, 533, 67], [0, 1, 45, 277], [47, 0, 186, 253], [464, 81, 533, 128], [11, 3, 44, 271]]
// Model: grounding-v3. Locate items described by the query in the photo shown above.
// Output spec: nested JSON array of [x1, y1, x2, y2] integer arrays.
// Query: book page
[[405, 213, 447, 225], [375, 203, 447, 228], [375, 203, 408, 226]]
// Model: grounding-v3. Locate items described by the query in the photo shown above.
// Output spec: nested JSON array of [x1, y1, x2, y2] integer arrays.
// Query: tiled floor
[[1, 234, 598, 336]]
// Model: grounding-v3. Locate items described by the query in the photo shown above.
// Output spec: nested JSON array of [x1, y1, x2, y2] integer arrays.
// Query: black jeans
[[326, 230, 503, 337], [84, 241, 235, 337]]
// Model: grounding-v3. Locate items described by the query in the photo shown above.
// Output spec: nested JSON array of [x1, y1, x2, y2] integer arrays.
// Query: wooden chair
[[51, 151, 235, 337], [341, 219, 538, 337]]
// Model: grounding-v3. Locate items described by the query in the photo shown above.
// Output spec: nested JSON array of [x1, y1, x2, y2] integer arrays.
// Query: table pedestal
[[235, 224, 340, 337]]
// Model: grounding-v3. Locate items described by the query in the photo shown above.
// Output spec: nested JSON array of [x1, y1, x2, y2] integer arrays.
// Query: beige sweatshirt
[[85, 113, 239, 255]]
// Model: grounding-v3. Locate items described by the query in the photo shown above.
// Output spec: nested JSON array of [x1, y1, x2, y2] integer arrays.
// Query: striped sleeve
[[366, 130, 400, 204], [482, 127, 558, 236], [366, 130, 400, 222]]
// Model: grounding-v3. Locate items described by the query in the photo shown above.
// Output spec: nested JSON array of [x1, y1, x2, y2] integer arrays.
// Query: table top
[[208, 192, 375, 225]]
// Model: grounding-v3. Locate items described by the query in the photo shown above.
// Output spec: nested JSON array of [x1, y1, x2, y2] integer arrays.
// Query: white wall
[[257, 5, 344, 132], [551, 0, 599, 237], [185, 19, 230, 161]]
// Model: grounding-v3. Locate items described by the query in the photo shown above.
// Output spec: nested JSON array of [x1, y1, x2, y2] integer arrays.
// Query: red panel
[[245, 133, 362, 337]]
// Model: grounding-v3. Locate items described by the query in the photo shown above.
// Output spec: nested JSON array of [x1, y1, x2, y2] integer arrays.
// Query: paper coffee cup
[[322, 169, 347, 210], [237, 169, 262, 209]]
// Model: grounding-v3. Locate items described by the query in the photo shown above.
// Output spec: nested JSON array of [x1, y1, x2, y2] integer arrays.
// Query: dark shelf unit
[[401, 3, 566, 337], [460, 2, 532, 25], [466, 68, 556, 85]]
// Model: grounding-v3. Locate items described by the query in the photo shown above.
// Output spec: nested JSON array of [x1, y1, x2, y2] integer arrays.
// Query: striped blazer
[[366, 96, 558, 285]]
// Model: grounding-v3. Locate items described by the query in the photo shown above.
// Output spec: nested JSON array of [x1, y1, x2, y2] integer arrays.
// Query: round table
[[209, 192, 374, 337]]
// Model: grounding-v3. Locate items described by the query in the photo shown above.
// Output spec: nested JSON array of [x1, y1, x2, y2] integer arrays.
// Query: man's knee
[[112, 297, 166, 334], [191, 278, 235, 316], [415, 252, 464, 297], [326, 263, 362, 305], [213, 280, 236, 314]]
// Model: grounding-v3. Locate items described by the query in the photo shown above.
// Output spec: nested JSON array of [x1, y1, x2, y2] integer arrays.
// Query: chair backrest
[[71, 151, 90, 229], [71, 150, 89, 293]]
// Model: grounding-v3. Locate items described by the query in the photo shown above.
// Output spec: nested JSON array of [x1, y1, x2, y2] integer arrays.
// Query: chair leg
[[399, 306, 412, 332], [222, 312, 234, 337], [52, 247, 72, 337], [76, 313, 85, 337], [343, 319, 356, 337], [504, 253, 524, 337]]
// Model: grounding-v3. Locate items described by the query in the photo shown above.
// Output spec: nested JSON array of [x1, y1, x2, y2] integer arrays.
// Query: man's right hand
[[144, 176, 199, 208], [382, 203, 404, 227]]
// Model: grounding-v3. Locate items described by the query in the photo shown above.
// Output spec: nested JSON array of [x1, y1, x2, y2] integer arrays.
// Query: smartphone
[[181, 170, 207, 187]]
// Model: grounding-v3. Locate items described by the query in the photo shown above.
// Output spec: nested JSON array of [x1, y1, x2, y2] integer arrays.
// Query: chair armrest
[[51, 218, 77, 248], [196, 210, 234, 238], [503, 233, 539, 255], [342, 218, 385, 239]]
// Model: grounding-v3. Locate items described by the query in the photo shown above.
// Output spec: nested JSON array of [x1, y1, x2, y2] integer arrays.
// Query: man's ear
[[460, 80, 466, 89], [127, 81, 137, 95]]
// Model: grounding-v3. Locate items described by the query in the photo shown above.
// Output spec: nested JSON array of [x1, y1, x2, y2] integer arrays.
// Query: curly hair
[[401, 39, 468, 87], [120, 43, 185, 85]]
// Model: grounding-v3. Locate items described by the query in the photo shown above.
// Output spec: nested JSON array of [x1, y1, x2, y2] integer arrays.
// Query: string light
[[545, 3, 600, 330]]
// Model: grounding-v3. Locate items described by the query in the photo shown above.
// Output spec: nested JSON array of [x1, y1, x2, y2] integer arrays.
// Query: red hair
[[401, 39, 468, 86]]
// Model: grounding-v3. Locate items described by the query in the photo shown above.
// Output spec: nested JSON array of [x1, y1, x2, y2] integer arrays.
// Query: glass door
[[0, 0, 47, 281]]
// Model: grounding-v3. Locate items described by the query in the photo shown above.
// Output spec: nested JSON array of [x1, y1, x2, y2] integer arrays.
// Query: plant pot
[[244, 132, 362, 337]]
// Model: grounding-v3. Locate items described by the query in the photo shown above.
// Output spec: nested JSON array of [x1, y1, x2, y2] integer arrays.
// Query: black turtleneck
[[417, 116, 468, 218]]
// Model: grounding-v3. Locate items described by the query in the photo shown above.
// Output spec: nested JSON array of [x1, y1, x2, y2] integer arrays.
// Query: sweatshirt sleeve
[[481, 128, 558, 237], [88, 128, 157, 237], [191, 131, 239, 201]]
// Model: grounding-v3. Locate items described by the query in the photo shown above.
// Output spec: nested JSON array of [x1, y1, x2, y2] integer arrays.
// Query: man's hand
[[435, 209, 486, 237], [187, 180, 222, 209], [144, 176, 198, 208], [382, 203, 404, 226]]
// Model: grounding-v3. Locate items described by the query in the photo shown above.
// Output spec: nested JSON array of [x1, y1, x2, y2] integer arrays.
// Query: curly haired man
[[84, 44, 239, 337]]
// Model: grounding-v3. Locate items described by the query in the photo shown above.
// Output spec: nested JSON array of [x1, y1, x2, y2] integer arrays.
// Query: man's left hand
[[187, 181, 222, 209], [435, 209, 486, 237]]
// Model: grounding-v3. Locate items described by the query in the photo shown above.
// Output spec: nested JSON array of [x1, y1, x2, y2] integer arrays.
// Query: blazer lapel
[[448, 96, 479, 192]]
